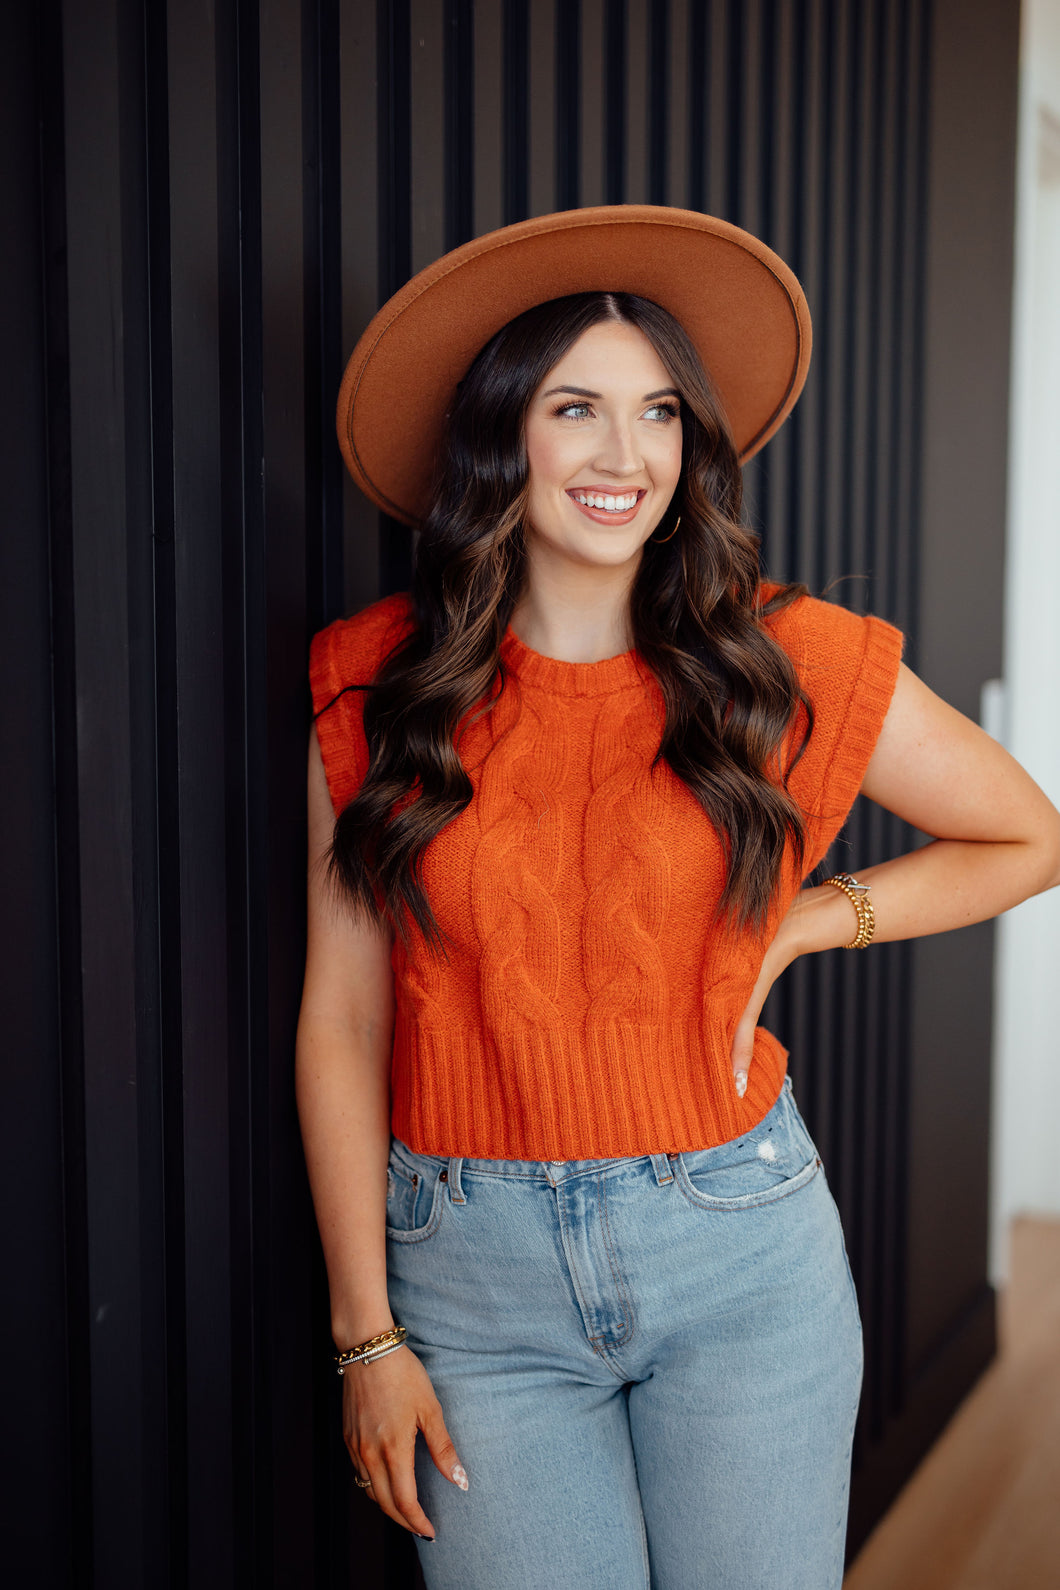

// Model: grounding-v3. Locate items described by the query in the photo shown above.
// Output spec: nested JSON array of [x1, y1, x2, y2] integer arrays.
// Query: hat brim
[[337, 205, 812, 526]]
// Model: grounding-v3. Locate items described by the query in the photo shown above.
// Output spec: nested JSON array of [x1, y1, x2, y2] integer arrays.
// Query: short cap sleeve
[[766, 592, 904, 873], [309, 593, 413, 816]]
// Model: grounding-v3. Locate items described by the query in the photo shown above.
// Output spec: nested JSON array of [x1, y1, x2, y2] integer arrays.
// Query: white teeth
[[572, 491, 638, 512]]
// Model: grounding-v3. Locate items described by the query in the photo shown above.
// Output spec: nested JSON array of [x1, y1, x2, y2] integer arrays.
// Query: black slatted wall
[[5, 0, 1019, 1584]]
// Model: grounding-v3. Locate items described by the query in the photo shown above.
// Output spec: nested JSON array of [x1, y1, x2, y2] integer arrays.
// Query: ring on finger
[[354, 1473, 372, 1490]]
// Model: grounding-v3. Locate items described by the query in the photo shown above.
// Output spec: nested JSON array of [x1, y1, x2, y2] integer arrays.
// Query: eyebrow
[[540, 385, 681, 402]]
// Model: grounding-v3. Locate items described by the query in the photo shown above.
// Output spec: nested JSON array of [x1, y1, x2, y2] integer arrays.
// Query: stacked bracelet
[[335, 1325, 408, 1376], [822, 873, 876, 949]]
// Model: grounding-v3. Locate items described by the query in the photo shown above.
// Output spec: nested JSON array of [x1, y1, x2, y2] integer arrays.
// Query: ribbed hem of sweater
[[390, 1017, 789, 1160]]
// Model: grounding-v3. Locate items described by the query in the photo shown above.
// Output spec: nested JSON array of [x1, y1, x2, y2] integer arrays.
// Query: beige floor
[[843, 1216, 1060, 1590]]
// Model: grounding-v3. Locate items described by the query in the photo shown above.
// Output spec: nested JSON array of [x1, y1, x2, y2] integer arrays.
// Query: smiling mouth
[[567, 489, 644, 513]]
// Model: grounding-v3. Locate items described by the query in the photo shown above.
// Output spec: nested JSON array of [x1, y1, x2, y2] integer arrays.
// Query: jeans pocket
[[385, 1143, 446, 1243], [674, 1085, 822, 1211]]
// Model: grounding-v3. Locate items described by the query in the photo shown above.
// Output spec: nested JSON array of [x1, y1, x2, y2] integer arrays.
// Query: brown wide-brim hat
[[337, 204, 812, 526]]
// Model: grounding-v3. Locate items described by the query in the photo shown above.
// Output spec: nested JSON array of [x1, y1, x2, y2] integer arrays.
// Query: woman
[[296, 207, 1060, 1589]]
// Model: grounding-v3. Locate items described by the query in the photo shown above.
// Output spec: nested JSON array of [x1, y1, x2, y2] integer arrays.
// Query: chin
[[569, 539, 647, 569]]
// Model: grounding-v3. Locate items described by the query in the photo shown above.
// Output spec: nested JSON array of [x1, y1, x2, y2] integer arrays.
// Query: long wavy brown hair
[[322, 291, 812, 949]]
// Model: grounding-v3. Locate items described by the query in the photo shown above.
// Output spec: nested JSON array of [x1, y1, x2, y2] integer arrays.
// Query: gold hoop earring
[[652, 515, 680, 544]]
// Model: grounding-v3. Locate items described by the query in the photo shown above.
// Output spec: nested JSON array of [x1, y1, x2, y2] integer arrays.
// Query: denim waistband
[[388, 1136, 679, 1199]]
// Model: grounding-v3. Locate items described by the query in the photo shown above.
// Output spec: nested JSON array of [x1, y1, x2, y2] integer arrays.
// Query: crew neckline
[[500, 624, 651, 697]]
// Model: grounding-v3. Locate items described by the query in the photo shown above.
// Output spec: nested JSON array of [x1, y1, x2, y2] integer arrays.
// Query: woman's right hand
[[343, 1345, 468, 1540]]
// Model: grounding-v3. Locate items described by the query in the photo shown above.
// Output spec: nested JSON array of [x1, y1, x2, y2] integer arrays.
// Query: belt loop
[[446, 1156, 466, 1204], [650, 1153, 674, 1186]]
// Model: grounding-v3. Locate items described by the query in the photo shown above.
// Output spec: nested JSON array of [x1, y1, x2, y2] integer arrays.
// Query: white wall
[[989, 0, 1060, 1286]]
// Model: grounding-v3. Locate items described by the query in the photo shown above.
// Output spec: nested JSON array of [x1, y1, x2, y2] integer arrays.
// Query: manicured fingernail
[[734, 1071, 748, 1097], [451, 1464, 468, 1491], [416, 1534, 436, 1543]]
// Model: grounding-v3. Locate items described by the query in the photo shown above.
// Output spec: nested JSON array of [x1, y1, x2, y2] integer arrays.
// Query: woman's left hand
[[730, 906, 804, 1096]]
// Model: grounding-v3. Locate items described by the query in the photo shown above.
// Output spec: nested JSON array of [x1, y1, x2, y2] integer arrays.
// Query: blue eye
[[554, 401, 592, 420], [645, 402, 680, 423]]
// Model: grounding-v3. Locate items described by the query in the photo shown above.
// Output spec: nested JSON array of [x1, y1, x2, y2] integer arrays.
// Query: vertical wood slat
[[685, 0, 707, 211], [502, 0, 529, 222], [528, 0, 556, 218], [7, 3, 95, 1583], [59, 1, 153, 1581], [304, 0, 345, 630], [762, 0, 796, 568], [885, 0, 929, 1434], [604, 0, 626, 203], [260, 0, 321, 1577], [579, 0, 605, 206], [340, 0, 382, 614], [143, 0, 190, 1573], [723, 0, 744, 219], [215, 0, 267, 1576], [472, 0, 503, 234], [647, 0, 669, 202], [736, 0, 764, 238], [377, 0, 412, 300], [625, 0, 648, 201], [666, 0, 688, 206], [833, 0, 868, 1448], [442, 0, 473, 249], [410, 0, 445, 273], [555, 0, 582, 207], [855, 0, 893, 1451], [376, 0, 415, 595]]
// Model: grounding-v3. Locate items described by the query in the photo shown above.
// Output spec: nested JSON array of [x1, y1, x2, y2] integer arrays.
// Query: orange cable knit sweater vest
[[310, 590, 903, 1159]]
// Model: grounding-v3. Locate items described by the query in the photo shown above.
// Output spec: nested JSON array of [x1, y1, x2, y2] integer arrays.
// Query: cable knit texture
[[310, 588, 903, 1158]]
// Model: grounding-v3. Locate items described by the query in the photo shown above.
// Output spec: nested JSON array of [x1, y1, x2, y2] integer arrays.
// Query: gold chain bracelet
[[822, 873, 876, 949], [334, 1324, 408, 1376]]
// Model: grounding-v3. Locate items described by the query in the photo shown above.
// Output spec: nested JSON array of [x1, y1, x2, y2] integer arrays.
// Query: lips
[[566, 487, 646, 526]]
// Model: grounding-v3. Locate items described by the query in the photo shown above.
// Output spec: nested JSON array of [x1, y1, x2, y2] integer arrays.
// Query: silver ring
[[354, 1473, 372, 1490]]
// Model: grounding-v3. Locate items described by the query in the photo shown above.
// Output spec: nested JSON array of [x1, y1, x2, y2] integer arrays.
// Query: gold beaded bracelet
[[334, 1324, 408, 1376], [822, 872, 876, 949]]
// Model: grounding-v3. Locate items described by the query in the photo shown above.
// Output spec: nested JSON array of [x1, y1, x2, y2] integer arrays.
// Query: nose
[[592, 417, 642, 477]]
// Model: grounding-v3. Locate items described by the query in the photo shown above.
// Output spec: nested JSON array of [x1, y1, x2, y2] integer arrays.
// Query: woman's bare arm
[[296, 725, 396, 1347], [296, 726, 466, 1539], [732, 663, 1060, 1081]]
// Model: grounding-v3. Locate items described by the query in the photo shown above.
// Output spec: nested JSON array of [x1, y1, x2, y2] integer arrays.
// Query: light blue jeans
[[385, 1075, 863, 1589]]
